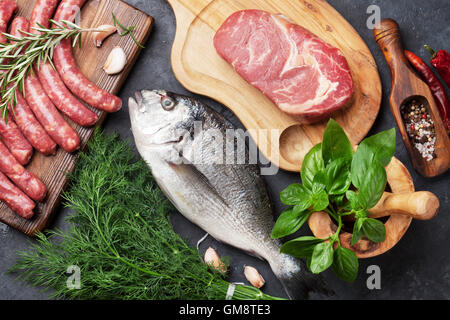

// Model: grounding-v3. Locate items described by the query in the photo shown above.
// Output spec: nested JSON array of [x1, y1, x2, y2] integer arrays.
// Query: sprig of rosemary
[[10, 130, 283, 300], [112, 13, 145, 48], [0, 20, 98, 120]]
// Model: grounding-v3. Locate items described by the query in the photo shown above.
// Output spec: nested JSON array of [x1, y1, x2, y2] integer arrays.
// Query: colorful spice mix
[[402, 100, 437, 161]]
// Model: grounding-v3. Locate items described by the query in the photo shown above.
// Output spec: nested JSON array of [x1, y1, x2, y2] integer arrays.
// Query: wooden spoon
[[373, 19, 450, 177]]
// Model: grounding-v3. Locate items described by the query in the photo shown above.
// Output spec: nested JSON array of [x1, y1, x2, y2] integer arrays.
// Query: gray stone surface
[[0, 0, 449, 300]]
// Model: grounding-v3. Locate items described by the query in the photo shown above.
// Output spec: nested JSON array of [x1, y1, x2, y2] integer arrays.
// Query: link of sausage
[[30, 0, 60, 30], [9, 91, 57, 155], [0, 115, 33, 165], [0, 171, 35, 219], [31, 0, 99, 127], [0, 7, 34, 166], [8, 17, 58, 156], [53, 0, 123, 113], [0, 140, 47, 202], [24, 72, 81, 153], [0, 0, 17, 42], [37, 62, 99, 126]]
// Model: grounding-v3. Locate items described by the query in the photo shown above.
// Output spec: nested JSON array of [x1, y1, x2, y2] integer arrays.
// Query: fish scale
[[129, 89, 332, 299]]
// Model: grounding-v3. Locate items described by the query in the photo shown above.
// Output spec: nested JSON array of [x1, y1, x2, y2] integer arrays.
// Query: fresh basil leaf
[[354, 210, 369, 219], [332, 194, 345, 207], [332, 246, 359, 283], [306, 256, 312, 270], [301, 143, 324, 190], [271, 208, 311, 239], [280, 183, 311, 206], [351, 128, 395, 191], [322, 119, 353, 166], [312, 189, 329, 211], [312, 171, 327, 192], [280, 236, 324, 259], [351, 144, 374, 190], [325, 158, 351, 195], [345, 190, 361, 210], [310, 242, 334, 274], [351, 217, 366, 246], [359, 128, 396, 167], [362, 218, 386, 243], [357, 160, 387, 209]]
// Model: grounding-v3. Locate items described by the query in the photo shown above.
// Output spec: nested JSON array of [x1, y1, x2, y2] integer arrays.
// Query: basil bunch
[[271, 119, 396, 282]]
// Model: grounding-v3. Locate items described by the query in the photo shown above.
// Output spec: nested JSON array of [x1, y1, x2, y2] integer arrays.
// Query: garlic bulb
[[103, 47, 127, 75], [93, 25, 117, 47]]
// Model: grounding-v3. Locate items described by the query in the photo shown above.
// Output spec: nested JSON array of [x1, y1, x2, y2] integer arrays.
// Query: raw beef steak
[[214, 9, 354, 124]]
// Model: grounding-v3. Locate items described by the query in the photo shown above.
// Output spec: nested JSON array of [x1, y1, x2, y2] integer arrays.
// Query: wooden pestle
[[368, 191, 439, 220]]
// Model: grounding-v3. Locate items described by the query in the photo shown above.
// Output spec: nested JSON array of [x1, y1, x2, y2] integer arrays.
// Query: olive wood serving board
[[0, 0, 153, 236], [168, 0, 382, 172]]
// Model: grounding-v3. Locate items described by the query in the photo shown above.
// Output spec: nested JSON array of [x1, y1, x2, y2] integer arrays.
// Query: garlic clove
[[93, 25, 117, 47], [244, 266, 265, 288], [204, 247, 227, 274], [103, 47, 127, 75]]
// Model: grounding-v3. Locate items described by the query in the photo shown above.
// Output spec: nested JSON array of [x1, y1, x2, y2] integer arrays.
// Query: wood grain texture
[[308, 157, 415, 258], [373, 19, 450, 178], [0, 0, 153, 236], [168, 0, 382, 172]]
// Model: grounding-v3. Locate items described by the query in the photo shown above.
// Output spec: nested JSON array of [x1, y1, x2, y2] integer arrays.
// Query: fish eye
[[161, 96, 176, 111]]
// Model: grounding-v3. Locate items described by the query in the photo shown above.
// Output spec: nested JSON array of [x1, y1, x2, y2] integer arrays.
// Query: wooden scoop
[[373, 19, 450, 178]]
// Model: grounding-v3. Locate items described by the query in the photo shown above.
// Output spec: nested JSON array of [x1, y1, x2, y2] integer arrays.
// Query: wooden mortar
[[308, 157, 439, 258]]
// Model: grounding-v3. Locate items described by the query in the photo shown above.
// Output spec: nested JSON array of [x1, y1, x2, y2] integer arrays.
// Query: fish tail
[[271, 255, 334, 300]]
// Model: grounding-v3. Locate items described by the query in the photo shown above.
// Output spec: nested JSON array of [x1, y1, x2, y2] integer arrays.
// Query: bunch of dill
[[10, 130, 281, 300]]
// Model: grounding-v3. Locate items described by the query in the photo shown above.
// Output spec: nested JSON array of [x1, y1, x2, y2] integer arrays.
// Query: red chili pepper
[[424, 45, 450, 87], [404, 50, 450, 131]]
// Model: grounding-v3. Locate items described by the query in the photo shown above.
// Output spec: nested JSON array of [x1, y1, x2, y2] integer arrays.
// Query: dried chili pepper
[[424, 45, 450, 87], [405, 50, 450, 130]]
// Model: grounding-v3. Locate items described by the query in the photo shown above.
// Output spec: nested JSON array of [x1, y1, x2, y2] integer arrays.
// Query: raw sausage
[[23, 10, 81, 153], [30, 0, 59, 29], [0, 114, 33, 165], [9, 91, 57, 155], [0, 140, 47, 202], [38, 63, 99, 126], [24, 72, 81, 153], [0, 9, 34, 166], [0, 171, 35, 220], [0, 0, 17, 43], [8, 17, 57, 156], [31, 0, 99, 127], [53, 0, 123, 113]]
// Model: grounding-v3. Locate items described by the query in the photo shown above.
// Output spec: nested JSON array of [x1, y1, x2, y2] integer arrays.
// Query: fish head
[[129, 90, 202, 163]]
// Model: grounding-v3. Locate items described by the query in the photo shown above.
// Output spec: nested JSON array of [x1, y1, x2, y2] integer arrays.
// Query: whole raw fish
[[129, 90, 332, 299]]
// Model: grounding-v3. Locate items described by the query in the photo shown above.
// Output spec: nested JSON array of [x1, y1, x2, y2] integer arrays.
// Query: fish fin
[[169, 162, 229, 208]]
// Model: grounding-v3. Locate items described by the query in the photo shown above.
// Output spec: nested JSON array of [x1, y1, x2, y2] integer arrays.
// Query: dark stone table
[[1, 0, 448, 300]]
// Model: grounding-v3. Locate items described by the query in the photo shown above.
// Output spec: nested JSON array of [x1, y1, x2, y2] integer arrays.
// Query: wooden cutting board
[[0, 0, 153, 236], [168, 0, 382, 172]]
